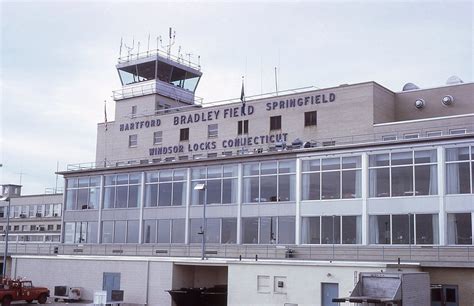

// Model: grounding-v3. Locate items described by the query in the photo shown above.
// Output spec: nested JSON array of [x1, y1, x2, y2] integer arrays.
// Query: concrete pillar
[[97, 175, 105, 243], [295, 158, 301, 245], [185, 168, 191, 244], [138, 172, 146, 244], [361, 152, 369, 245], [236, 163, 243, 244], [437, 146, 446, 245]]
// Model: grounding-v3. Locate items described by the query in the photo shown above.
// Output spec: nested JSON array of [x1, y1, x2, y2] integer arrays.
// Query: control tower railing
[[118, 48, 201, 71]]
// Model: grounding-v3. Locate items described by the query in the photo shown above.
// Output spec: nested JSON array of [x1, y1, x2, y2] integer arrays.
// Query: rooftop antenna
[[186, 52, 193, 65], [178, 46, 182, 62], [55, 161, 59, 193], [167, 27, 176, 58], [15, 171, 26, 185], [124, 37, 135, 61], [147, 33, 151, 56], [137, 41, 140, 59], [274, 67, 279, 96], [119, 37, 123, 59]]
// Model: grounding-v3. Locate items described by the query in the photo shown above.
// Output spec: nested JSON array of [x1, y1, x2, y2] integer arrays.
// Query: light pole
[[194, 183, 207, 260], [1, 196, 11, 277]]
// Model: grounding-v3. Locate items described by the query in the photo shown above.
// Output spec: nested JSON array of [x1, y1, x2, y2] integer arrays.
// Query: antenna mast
[[274, 67, 279, 96]]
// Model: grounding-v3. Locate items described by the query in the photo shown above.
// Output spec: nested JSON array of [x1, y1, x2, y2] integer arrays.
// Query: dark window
[[270, 116, 281, 131], [304, 111, 317, 126], [238, 120, 249, 135], [179, 128, 189, 141]]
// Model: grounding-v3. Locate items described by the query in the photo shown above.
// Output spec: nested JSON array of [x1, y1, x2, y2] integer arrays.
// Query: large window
[[446, 146, 474, 194], [369, 214, 439, 245], [302, 156, 361, 200], [301, 216, 361, 244], [447, 213, 472, 245], [242, 216, 295, 244], [143, 219, 186, 243], [64, 221, 98, 244], [145, 169, 187, 207], [304, 111, 317, 127], [192, 165, 238, 205], [269, 115, 281, 131], [243, 160, 296, 203], [65, 176, 100, 210], [104, 173, 141, 209], [369, 150, 438, 197], [101, 220, 139, 243], [238, 120, 249, 135]]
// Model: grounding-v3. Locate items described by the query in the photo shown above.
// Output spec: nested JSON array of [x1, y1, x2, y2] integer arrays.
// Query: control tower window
[[118, 60, 157, 85]]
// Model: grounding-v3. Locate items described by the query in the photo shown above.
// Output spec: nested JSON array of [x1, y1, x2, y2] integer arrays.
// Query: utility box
[[333, 272, 430, 306]]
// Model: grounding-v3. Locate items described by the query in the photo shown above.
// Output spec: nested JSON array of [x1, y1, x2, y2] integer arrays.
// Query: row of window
[[0, 204, 62, 219], [127, 111, 318, 147], [63, 213, 472, 245], [0, 234, 61, 243], [381, 128, 467, 141], [0, 224, 61, 232], [65, 146, 474, 210]]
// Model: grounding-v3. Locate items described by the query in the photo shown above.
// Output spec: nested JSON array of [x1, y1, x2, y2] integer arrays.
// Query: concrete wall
[[422, 267, 474, 306]]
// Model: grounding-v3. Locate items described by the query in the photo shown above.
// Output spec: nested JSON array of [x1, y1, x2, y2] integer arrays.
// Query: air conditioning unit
[[53, 286, 82, 302]]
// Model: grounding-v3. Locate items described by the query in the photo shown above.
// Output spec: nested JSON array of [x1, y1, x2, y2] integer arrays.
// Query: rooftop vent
[[446, 75, 463, 85], [402, 83, 420, 91]]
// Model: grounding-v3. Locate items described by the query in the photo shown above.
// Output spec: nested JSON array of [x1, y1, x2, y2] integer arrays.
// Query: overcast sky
[[0, 0, 472, 195]]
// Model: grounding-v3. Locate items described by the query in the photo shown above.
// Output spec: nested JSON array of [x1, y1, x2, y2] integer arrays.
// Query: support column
[[295, 158, 301, 245], [236, 163, 243, 244], [97, 175, 105, 243], [437, 146, 446, 245], [185, 168, 191, 244], [138, 172, 146, 244], [361, 152, 369, 245]]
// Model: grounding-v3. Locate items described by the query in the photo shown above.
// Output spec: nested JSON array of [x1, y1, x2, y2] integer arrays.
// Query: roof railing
[[117, 48, 201, 71]]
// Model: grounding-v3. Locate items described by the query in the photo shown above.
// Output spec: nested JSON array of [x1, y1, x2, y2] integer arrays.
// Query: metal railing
[[117, 48, 201, 71], [2, 243, 473, 264], [66, 122, 474, 172]]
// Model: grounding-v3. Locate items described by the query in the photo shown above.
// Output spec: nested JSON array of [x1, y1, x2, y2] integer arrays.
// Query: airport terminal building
[[4, 47, 474, 305]]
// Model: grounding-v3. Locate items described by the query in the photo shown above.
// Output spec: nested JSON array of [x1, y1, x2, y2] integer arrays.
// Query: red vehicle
[[0, 277, 49, 306]]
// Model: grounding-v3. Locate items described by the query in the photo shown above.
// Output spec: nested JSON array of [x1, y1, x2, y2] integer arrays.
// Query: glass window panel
[[159, 170, 173, 182], [301, 217, 320, 244], [207, 166, 222, 179], [416, 214, 438, 244], [207, 179, 222, 204], [223, 165, 238, 177], [129, 173, 141, 184], [369, 168, 390, 197], [105, 175, 115, 186], [322, 172, 340, 199], [66, 189, 77, 210], [342, 170, 361, 198], [78, 177, 89, 188], [90, 176, 100, 187], [260, 217, 277, 244], [261, 176, 278, 202], [158, 219, 171, 243], [146, 172, 159, 183], [192, 167, 207, 180], [370, 215, 391, 244], [415, 150, 437, 164], [342, 156, 361, 169], [173, 169, 187, 181], [172, 182, 186, 206], [75, 222, 87, 243], [391, 166, 413, 196], [64, 222, 75, 244], [189, 219, 203, 243], [77, 189, 89, 209], [102, 221, 114, 243], [302, 159, 320, 172], [88, 188, 99, 209], [279, 160, 296, 174], [171, 219, 185, 243], [116, 186, 128, 208], [369, 154, 389, 167], [447, 213, 472, 245], [446, 163, 471, 194], [144, 220, 157, 243], [278, 174, 295, 201], [302, 173, 320, 200], [391, 151, 413, 165], [321, 216, 341, 244], [145, 184, 158, 207], [158, 183, 172, 206], [446, 147, 469, 161], [243, 177, 259, 203], [192, 181, 205, 205], [415, 165, 437, 195], [206, 218, 220, 244], [278, 217, 295, 244], [261, 161, 277, 175], [242, 217, 259, 244], [392, 214, 414, 244], [243, 163, 259, 176], [128, 185, 140, 208], [114, 221, 126, 243], [322, 158, 340, 170], [221, 218, 237, 244], [67, 178, 78, 188], [88, 222, 98, 243], [342, 216, 361, 244], [222, 179, 237, 204], [127, 221, 139, 243], [116, 174, 128, 185]]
